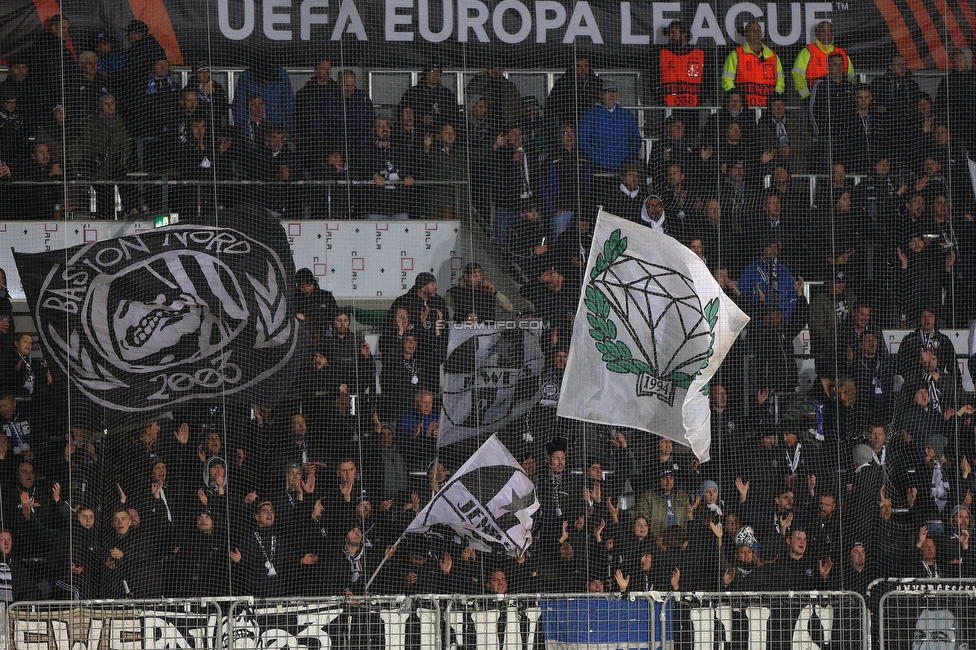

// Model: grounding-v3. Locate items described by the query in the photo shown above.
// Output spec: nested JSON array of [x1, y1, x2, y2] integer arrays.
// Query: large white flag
[[557, 210, 750, 462], [405, 435, 539, 557]]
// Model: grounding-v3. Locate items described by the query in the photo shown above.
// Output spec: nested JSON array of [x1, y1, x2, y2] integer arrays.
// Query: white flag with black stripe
[[405, 435, 539, 557]]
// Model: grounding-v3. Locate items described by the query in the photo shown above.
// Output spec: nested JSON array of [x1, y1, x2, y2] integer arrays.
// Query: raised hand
[[19, 491, 35, 518], [818, 557, 833, 579], [175, 422, 190, 444], [614, 569, 630, 592], [735, 477, 749, 502], [595, 518, 606, 540]]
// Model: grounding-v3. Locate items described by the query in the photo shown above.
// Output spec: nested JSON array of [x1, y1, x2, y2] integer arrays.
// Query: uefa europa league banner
[[3, 0, 962, 71]]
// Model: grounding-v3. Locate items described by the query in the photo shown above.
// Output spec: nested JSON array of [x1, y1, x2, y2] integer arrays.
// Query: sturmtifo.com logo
[[584, 228, 717, 406]]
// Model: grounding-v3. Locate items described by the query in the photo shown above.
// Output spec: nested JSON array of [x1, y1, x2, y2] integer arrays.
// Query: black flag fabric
[[13, 212, 303, 414]]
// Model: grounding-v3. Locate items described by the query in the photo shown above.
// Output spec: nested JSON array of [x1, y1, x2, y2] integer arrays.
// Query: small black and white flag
[[405, 435, 539, 557], [438, 324, 545, 448], [13, 214, 303, 413]]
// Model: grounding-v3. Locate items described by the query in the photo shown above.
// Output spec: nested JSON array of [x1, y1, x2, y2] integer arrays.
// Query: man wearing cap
[[724, 528, 761, 588], [446, 262, 512, 323], [390, 272, 449, 345], [122, 20, 165, 106], [636, 465, 691, 539], [844, 541, 876, 594], [466, 63, 521, 133], [294, 268, 338, 346], [180, 507, 234, 596], [326, 517, 396, 595], [519, 265, 576, 328], [809, 270, 858, 379], [95, 31, 124, 79], [578, 80, 642, 174], [400, 63, 460, 131], [190, 64, 230, 129]]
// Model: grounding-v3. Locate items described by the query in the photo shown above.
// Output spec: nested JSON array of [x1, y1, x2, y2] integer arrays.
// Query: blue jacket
[[739, 257, 798, 321], [577, 103, 642, 172], [231, 68, 296, 131]]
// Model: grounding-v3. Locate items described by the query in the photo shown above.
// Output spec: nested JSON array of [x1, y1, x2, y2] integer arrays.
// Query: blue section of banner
[[540, 598, 660, 648]]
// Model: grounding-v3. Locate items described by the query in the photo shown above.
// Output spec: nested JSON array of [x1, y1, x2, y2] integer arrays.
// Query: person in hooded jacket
[[294, 268, 338, 350]]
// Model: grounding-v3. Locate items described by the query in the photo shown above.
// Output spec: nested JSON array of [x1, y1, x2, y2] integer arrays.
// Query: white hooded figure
[[912, 608, 968, 650]]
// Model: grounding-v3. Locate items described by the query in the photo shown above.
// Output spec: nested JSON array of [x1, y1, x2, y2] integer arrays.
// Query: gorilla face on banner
[[16, 225, 302, 412], [88, 250, 250, 370]]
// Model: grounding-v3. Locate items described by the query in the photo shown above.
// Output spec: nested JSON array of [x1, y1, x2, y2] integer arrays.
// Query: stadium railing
[[2, 589, 877, 650]]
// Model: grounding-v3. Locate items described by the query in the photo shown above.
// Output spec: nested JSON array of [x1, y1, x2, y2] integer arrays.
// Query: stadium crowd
[[0, 14, 975, 609]]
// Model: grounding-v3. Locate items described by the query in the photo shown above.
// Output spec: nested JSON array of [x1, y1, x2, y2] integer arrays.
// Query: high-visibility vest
[[804, 44, 850, 85], [660, 48, 705, 107], [734, 46, 779, 107]]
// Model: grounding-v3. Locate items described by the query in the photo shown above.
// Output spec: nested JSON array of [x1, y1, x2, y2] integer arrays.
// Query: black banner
[[13, 209, 303, 414], [6, 0, 972, 71]]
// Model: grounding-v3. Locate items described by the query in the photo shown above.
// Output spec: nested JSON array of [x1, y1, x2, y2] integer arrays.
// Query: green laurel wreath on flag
[[585, 228, 719, 391]]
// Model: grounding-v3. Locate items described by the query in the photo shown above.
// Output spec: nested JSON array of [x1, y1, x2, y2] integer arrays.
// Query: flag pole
[[364, 530, 409, 592]]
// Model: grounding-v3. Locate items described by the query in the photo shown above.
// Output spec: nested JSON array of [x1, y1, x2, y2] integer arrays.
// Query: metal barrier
[[5, 599, 224, 650], [226, 596, 439, 650], [665, 591, 869, 649], [875, 579, 976, 650], [3, 178, 471, 221], [1, 591, 876, 650]]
